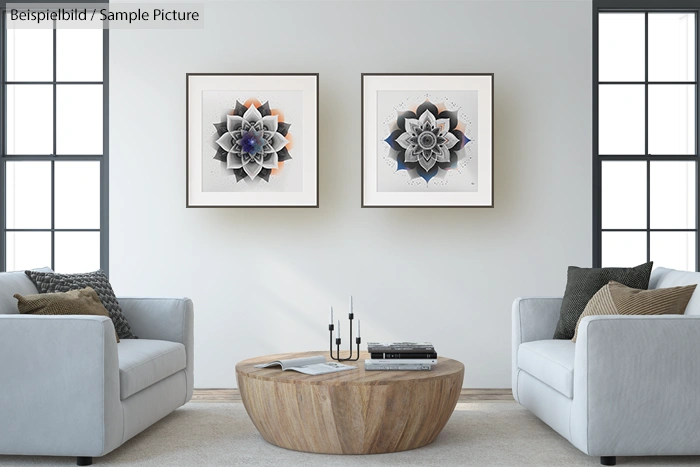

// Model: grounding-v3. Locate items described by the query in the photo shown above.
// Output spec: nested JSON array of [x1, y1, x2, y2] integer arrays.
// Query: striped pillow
[[572, 280, 697, 342]]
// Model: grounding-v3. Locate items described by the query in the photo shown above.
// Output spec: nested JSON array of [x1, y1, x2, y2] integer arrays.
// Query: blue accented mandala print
[[212, 100, 292, 183], [384, 100, 471, 184]]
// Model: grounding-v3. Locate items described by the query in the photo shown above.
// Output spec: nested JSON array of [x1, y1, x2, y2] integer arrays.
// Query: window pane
[[5, 161, 52, 229], [57, 28, 103, 82], [599, 13, 645, 82], [54, 232, 100, 274], [602, 161, 647, 229], [651, 232, 695, 271], [648, 85, 695, 155], [649, 13, 696, 82], [599, 85, 645, 155], [7, 85, 53, 155], [602, 232, 647, 267], [55, 162, 100, 229], [6, 27, 53, 81], [6, 232, 51, 271], [650, 161, 696, 229], [56, 85, 103, 155]]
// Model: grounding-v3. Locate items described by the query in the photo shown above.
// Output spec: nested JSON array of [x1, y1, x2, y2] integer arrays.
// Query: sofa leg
[[600, 456, 616, 466], [77, 457, 92, 466]]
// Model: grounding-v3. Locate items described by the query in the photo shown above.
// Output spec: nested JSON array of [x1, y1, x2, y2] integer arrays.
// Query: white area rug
[[1, 402, 699, 466]]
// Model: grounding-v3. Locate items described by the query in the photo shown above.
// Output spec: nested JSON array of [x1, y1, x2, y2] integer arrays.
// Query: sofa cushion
[[15, 287, 120, 343], [650, 267, 700, 315], [554, 262, 653, 340], [0, 268, 52, 314], [572, 280, 696, 342], [118, 339, 186, 400], [518, 340, 575, 398], [26, 270, 136, 340]]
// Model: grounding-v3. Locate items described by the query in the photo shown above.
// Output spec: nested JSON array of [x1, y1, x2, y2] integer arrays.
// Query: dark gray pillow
[[25, 270, 136, 340], [553, 262, 653, 340]]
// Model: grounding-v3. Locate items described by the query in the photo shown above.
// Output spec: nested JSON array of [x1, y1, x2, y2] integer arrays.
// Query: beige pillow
[[14, 287, 119, 343], [572, 280, 696, 342]]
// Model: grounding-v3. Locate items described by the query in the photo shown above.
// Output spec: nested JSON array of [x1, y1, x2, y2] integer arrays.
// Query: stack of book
[[365, 342, 437, 371]]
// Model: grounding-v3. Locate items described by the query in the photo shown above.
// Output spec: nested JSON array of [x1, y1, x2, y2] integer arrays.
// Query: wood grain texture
[[191, 389, 241, 402], [191, 388, 513, 403], [235, 351, 464, 454]]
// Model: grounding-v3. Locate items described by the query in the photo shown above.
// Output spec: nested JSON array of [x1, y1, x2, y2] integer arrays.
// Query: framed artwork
[[362, 73, 494, 207], [187, 73, 318, 207]]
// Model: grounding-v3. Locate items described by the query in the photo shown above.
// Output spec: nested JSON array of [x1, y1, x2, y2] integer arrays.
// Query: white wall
[[110, 0, 592, 388]]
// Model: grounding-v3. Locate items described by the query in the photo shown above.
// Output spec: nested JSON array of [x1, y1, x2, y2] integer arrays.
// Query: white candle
[[357, 319, 361, 338], [336, 319, 340, 339], [350, 295, 353, 315], [329, 306, 333, 325]]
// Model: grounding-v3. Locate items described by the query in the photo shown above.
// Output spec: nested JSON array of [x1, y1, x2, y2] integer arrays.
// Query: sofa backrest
[[0, 268, 52, 314], [650, 267, 700, 315]]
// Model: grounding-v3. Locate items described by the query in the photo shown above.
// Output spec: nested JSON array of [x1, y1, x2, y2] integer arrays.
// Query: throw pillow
[[15, 287, 119, 343], [25, 270, 136, 340], [571, 280, 696, 342], [553, 262, 653, 340]]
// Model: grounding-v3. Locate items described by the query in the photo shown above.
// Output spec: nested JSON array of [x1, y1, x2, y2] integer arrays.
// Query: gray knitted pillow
[[553, 262, 653, 340], [25, 270, 136, 340]]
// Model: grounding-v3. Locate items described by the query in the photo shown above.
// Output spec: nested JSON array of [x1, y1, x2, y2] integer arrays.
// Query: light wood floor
[[192, 388, 514, 403]]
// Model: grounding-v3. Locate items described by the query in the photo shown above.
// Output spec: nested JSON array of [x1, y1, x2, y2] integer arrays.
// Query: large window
[[0, 10, 108, 273], [594, 1, 699, 270]]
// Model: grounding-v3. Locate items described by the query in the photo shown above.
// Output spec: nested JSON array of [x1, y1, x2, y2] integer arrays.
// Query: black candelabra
[[328, 306, 361, 362]]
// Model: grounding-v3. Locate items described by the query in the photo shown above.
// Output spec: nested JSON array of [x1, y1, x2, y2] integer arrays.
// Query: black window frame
[[0, 0, 109, 275], [593, 0, 700, 269]]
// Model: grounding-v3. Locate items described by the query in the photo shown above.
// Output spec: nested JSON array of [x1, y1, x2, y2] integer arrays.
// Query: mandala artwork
[[212, 100, 292, 182], [383, 100, 471, 185]]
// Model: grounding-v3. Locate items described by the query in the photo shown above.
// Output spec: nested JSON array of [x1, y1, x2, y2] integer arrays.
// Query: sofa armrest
[[0, 315, 122, 457], [512, 297, 562, 344], [118, 297, 194, 401], [571, 315, 700, 456], [511, 297, 562, 402]]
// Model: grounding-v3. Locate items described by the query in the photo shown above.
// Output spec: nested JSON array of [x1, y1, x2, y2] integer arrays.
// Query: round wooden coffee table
[[236, 351, 464, 454]]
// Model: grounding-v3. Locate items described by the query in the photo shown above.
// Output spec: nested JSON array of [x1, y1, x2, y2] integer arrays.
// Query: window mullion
[[645, 12, 651, 263], [593, 5, 601, 267], [5, 81, 103, 85], [101, 27, 108, 276], [50, 160, 55, 269], [1, 154, 103, 160], [1, 12, 6, 270], [599, 154, 699, 160], [696, 12, 700, 271], [599, 81, 697, 84], [51, 21, 56, 270]]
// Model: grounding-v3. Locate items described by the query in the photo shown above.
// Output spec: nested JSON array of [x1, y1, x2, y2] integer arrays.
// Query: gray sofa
[[512, 267, 700, 465], [0, 270, 194, 465]]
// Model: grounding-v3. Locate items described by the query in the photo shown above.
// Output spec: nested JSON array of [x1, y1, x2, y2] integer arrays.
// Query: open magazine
[[254, 355, 356, 376]]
